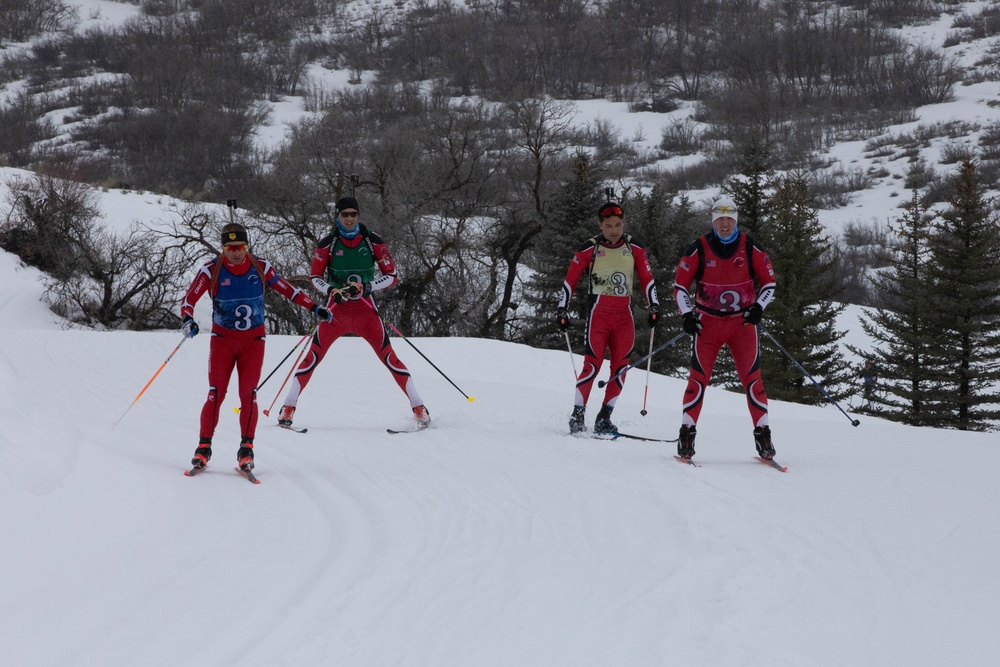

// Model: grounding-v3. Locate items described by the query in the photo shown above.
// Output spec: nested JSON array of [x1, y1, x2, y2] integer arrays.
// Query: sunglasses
[[713, 206, 737, 215], [600, 206, 623, 218], [224, 243, 247, 251], [339, 211, 359, 219]]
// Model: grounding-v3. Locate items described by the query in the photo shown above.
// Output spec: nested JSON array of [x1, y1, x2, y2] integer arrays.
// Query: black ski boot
[[677, 425, 696, 459], [753, 425, 775, 460], [593, 404, 617, 435], [191, 438, 212, 469], [569, 406, 587, 434], [237, 440, 255, 472]]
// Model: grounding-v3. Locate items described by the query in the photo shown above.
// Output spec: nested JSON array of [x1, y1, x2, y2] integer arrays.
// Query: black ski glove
[[682, 312, 702, 335], [743, 303, 763, 325], [556, 308, 570, 331], [647, 305, 660, 329], [329, 287, 346, 304], [345, 281, 372, 299], [312, 305, 333, 323], [182, 315, 199, 338]]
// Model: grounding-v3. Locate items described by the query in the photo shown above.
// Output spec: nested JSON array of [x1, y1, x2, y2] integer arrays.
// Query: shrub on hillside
[[1, 173, 200, 329], [0, 96, 56, 167], [0, 0, 75, 44]]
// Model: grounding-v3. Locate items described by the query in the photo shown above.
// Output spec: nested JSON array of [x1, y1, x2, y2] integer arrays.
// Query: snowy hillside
[[8, 1, 1000, 232], [2, 263, 1000, 666], [4, 2, 1000, 664]]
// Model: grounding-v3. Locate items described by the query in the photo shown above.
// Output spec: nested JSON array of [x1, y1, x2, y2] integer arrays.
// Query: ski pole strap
[[758, 324, 860, 427]]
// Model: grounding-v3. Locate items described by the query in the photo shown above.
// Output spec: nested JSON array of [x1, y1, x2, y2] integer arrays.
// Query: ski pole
[[598, 330, 687, 388], [113, 334, 188, 429], [261, 293, 345, 416], [640, 328, 654, 416], [259, 325, 316, 392], [383, 317, 474, 403], [358, 297, 474, 402], [563, 329, 578, 378], [262, 330, 314, 417], [758, 324, 860, 427], [234, 325, 317, 415]]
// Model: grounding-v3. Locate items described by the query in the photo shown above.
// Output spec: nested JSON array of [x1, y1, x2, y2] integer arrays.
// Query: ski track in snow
[[1, 291, 1000, 666], [7, 0, 1000, 656]]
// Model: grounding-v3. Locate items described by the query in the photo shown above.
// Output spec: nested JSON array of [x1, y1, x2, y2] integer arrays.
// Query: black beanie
[[221, 224, 248, 245], [336, 197, 359, 213]]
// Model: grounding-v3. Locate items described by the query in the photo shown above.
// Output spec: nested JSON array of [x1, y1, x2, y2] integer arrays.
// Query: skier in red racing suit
[[557, 201, 660, 435], [672, 197, 777, 461], [180, 223, 331, 474], [276, 197, 429, 430]]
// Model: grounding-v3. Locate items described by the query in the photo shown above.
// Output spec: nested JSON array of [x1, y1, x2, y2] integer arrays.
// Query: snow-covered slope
[[0, 250, 64, 331], [1, 265, 998, 666], [4, 3, 1000, 664]]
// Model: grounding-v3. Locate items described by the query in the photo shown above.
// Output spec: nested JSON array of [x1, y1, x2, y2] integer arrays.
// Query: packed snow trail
[[2, 329, 999, 666]]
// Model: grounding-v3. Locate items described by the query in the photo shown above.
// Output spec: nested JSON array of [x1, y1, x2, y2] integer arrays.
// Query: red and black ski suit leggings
[[200, 332, 265, 442], [575, 297, 634, 408], [682, 312, 769, 427], [284, 299, 422, 408]]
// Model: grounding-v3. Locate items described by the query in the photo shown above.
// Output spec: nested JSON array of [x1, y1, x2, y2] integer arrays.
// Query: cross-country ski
[[235, 466, 261, 484]]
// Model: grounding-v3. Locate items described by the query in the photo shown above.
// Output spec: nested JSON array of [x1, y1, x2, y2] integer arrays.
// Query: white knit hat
[[711, 197, 738, 224]]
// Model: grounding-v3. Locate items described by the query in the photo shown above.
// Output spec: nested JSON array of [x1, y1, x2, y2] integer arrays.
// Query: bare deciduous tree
[[1, 174, 197, 329], [0, 0, 76, 43]]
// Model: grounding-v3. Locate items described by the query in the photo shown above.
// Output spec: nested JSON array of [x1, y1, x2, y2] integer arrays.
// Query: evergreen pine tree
[[521, 152, 604, 350], [712, 136, 777, 389], [923, 158, 1000, 430], [659, 193, 705, 376], [629, 187, 703, 376], [759, 172, 851, 404], [853, 189, 940, 425], [726, 134, 775, 238]]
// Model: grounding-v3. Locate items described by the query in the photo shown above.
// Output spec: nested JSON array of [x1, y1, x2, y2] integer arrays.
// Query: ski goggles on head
[[600, 205, 624, 218], [712, 205, 737, 215]]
